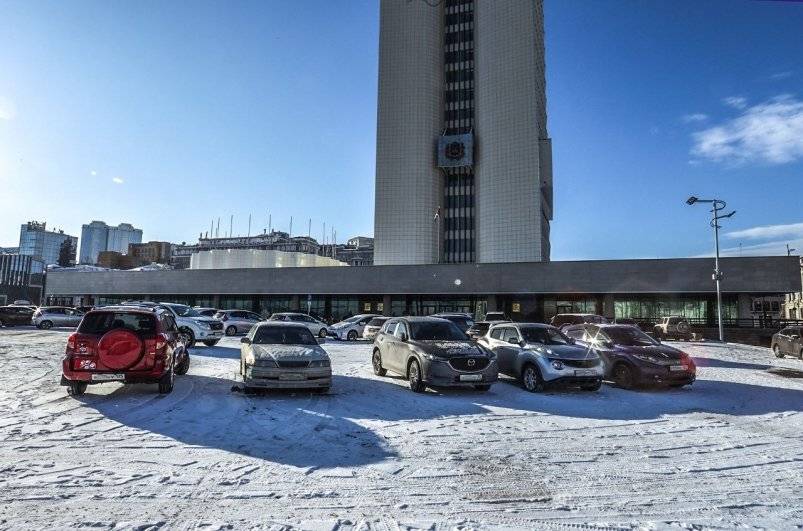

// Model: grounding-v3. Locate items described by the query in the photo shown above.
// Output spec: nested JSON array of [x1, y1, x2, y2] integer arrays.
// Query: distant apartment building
[[96, 241, 173, 270], [18, 221, 77, 270], [79, 221, 143, 264]]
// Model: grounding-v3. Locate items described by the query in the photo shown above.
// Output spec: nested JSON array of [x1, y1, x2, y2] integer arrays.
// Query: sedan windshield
[[603, 326, 658, 346], [521, 326, 571, 345], [253, 326, 317, 345], [410, 321, 467, 341]]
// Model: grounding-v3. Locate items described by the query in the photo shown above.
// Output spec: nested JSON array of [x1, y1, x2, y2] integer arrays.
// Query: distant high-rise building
[[373, 0, 552, 265], [79, 221, 143, 264], [18, 221, 77, 269]]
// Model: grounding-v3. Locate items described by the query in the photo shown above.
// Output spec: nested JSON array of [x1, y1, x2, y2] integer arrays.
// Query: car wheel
[[225, 325, 237, 336], [347, 330, 358, 341], [67, 381, 87, 396], [773, 345, 783, 358], [318, 328, 327, 338], [39, 320, 53, 330], [372, 349, 387, 376], [521, 363, 544, 393], [178, 328, 196, 349], [582, 380, 602, 391], [613, 363, 635, 389], [407, 359, 425, 393], [174, 352, 190, 375], [474, 384, 491, 392], [158, 363, 175, 394], [203, 339, 219, 347]]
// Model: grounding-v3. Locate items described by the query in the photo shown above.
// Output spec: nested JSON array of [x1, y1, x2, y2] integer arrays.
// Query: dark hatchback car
[[565, 323, 695, 389], [61, 306, 190, 396], [372, 316, 498, 393], [771, 326, 803, 359], [0, 305, 34, 326], [431, 312, 475, 332]]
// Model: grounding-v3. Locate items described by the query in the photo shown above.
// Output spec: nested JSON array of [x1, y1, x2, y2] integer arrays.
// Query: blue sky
[[1, 0, 802, 260]]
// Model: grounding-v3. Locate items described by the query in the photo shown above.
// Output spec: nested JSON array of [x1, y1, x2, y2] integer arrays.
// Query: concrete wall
[[45, 256, 802, 297], [373, 0, 443, 265]]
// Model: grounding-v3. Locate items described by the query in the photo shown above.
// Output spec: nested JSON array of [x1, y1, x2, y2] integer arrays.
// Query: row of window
[[443, 216, 474, 231], [444, 11, 473, 26], [445, 69, 474, 83], [444, 29, 473, 45], [445, 49, 474, 64], [445, 194, 475, 209], [445, 107, 474, 122], [445, 88, 474, 103]]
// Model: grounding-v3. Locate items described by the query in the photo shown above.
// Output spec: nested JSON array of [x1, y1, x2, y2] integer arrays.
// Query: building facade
[[0, 254, 45, 305], [374, 0, 552, 266], [79, 221, 143, 265], [129, 241, 172, 265], [18, 221, 77, 270], [782, 257, 803, 320]]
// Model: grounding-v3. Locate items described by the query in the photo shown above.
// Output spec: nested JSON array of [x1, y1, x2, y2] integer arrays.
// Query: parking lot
[[1, 327, 802, 529]]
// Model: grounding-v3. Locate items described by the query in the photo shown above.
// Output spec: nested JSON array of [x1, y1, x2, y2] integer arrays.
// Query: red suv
[[61, 306, 190, 396]]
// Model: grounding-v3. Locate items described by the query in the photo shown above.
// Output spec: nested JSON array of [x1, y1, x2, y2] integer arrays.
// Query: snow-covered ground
[[1, 328, 802, 530]]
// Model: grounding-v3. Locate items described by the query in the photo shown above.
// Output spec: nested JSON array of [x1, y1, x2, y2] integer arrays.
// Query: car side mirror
[[240, 337, 251, 344], [518, 340, 527, 348], [317, 337, 326, 345]]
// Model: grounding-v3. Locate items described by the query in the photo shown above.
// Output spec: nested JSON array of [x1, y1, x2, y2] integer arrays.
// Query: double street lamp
[[686, 196, 736, 342]]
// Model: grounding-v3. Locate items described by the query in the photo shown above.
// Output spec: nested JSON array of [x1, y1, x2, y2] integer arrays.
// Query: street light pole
[[686, 196, 736, 342]]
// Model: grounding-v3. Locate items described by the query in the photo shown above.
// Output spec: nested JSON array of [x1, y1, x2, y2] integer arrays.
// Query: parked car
[[327, 313, 381, 340], [0, 305, 34, 326], [372, 316, 498, 393], [60, 305, 190, 396], [653, 316, 692, 341], [194, 307, 220, 318], [362, 316, 390, 341], [565, 324, 696, 389], [480, 322, 602, 392], [32, 306, 84, 329], [613, 318, 639, 327], [484, 311, 509, 322], [771, 326, 803, 359], [214, 309, 263, 336], [431, 312, 474, 333], [550, 313, 608, 331], [268, 312, 330, 338], [466, 321, 491, 341], [121, 301, 224, 347], [240, 322, 331, 392]]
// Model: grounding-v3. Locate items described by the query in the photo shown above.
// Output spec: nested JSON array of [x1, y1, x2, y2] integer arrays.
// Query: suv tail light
[[66, 333, 96, 356], [146, 333, 170, 358]]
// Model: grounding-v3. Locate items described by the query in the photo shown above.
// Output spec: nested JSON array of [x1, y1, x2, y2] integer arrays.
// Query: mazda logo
[[467, 358, 476, 367]]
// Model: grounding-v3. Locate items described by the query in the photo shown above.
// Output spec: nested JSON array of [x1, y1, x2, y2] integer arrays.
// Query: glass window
[[520, 326, 571, 345], [490, 327, 503, 340], [394, 322, 408, 339], [79, 312, 156, 336], [252, 325, 317, 346], [409, 321, 465, 341]]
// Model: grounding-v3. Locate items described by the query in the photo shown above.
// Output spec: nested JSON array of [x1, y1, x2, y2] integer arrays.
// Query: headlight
[[309, 359, 331, 368], [633, 354, 660, 364], [551, 360, 564, 370]]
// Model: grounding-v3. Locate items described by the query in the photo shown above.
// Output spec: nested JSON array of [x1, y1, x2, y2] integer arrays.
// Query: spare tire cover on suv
[[677, 321, 691, 334], [98, 329, 145, 370]]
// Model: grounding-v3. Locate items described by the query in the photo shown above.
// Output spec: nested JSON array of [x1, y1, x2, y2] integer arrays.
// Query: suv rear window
[[367, 317, 388, 326], [78, 312, 157, 336]]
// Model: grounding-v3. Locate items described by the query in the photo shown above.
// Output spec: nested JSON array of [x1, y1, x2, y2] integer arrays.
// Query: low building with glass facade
[[0, 254, 45, 305], [43, 256, 801, 327]]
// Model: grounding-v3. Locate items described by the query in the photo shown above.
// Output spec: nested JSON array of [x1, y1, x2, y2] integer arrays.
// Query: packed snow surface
[[0, 328, 801, 529]]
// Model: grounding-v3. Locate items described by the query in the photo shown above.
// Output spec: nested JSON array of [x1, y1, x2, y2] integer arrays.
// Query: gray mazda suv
[[372, 316, 498, 393]]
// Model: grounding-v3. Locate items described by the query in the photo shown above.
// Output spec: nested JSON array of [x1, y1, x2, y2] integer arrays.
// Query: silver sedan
[[240, 322, 331, 392]]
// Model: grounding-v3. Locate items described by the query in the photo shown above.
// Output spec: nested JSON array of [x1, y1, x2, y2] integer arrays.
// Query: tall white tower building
[[373, 0, 552, 265]]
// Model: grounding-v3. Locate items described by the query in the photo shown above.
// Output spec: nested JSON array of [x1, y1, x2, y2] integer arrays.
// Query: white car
[[327, 313, 381, 341], [268, 312, 330, 338], [122, 301, 224, 348]]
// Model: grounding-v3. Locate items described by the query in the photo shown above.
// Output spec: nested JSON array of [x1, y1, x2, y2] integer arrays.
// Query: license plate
[[574, 369, 596, 376], [670, 365, 687, 372], [459, 374, 482, 382], [91, 373, 124, 381], [279, 373, 305, 381]]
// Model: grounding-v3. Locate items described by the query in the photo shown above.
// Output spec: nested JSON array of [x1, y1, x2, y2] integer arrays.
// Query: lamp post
[[686, 196, 736, 342]]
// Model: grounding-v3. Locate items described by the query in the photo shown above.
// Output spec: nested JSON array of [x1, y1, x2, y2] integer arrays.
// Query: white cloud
[[91, 170, 97, 176], [112, 177, 124, 184], [723, 96, 747, 109], [690, 94, 803, 165], [0, 96, 15, 121], [725, 222, 803, 241], [682, 113, 708, 123], [770, 71, 793, 81]]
